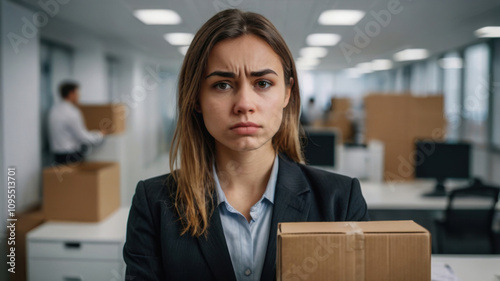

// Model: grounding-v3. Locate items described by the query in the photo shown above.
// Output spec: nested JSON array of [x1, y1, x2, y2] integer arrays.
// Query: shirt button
[[244, 268, 252, 276]]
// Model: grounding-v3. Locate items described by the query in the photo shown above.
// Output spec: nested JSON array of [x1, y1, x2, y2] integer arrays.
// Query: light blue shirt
[[213, 155, 279, 281]]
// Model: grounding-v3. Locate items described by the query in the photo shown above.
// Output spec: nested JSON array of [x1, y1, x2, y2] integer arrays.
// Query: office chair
[[434, 184, 500, 254]]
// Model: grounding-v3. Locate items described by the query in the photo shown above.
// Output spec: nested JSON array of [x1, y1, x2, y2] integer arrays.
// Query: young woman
[[123, 9, 369, 281]]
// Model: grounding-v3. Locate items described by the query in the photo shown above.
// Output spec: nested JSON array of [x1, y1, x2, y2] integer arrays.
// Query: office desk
[[360, 179, 498, 210], [432, 255, 500, 281], [27, 208, 129, 281], [360, 180, 500, 253]]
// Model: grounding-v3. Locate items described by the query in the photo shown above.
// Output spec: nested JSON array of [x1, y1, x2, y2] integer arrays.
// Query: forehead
[[205, 34, 283, 75]]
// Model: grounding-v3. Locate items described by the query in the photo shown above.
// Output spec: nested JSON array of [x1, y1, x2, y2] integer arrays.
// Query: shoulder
[[298, 163, 354, 187], [132, 173, 177, 209], [136, 173, 175, 197], [292, 162, 369, 221]]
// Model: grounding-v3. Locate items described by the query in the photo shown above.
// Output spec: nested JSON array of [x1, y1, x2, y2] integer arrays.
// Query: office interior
[[1, 0, 500, 280]]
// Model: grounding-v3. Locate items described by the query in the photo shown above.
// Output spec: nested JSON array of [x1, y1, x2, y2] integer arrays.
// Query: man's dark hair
[[59, 82, 79, 99]]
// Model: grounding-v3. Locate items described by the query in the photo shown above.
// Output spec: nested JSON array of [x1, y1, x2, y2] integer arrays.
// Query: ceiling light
[[346, 68, 361, 78], [318, 10, 365, 26], [356, 62, 373, 74], [474, 26, 500, 38], [306, 33, 341, 46], [438, 57, 463, 69], [393, 49, 429, 61], [133, 9, 181, 25], [371, 59, 393, 71], [179, 46, 189, 56], [299, 47, 328, 58], [296, 57, 320, 66], [164, 33, 194, 46]]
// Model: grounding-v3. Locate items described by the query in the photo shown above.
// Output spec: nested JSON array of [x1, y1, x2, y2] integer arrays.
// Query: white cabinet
[[27, 208, 129, 281]]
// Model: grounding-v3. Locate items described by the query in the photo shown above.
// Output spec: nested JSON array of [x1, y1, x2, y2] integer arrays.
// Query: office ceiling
[[12, 0, 500, 71]]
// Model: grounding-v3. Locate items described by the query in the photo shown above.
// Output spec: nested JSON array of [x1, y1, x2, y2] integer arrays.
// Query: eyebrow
[[205, 69, 278, 79]]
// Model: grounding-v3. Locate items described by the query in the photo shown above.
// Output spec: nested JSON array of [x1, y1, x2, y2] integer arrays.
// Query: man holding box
[[48, 81, 108, 165]]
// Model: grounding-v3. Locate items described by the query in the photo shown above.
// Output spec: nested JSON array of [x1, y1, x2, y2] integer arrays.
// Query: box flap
[[278, 221, 427, 234]]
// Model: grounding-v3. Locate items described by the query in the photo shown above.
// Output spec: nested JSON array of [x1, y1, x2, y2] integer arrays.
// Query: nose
[[233, 84, 256, 114]]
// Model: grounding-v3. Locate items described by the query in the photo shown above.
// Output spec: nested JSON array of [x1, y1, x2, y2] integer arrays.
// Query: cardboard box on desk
[[78, 104, 126, 134], [43, 162, 120, 222], [277, 221, 431, 281]]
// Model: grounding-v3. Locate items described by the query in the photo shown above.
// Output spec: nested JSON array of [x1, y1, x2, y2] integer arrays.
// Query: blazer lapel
[[260, 155, 313, 281], [197, 205, 237, 281]]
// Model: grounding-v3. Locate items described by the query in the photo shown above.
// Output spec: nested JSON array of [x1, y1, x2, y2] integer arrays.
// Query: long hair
[[169, 9, 303, 237]]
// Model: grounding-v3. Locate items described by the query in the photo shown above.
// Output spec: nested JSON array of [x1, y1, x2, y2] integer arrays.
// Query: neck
[[215, 144, 276, 195]]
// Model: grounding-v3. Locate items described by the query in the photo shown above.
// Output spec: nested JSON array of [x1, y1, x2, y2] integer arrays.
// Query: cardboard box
[[324, 98, 353, 143], [78, 104, 126, 134], [277, 221, 431, 281], [9, 208, 45, 281], [364, 94, 445, 181], [43, 162, 120, 222], [383, 140, 415, 182]]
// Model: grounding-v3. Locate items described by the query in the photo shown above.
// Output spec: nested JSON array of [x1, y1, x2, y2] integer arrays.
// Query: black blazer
[[123, 154, 369, 281]]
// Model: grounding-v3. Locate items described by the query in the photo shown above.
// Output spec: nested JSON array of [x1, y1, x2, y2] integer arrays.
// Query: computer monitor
[[415, 140, 471, 197], [303, 128, 337, 169]]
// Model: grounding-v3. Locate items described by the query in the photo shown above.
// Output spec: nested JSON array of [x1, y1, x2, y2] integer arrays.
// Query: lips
[[230, 122, 261, 135], [230, 122, 260, 129]]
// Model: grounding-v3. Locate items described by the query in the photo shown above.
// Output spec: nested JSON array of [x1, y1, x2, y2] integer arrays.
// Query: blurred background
[[1, 0, 500, 280]]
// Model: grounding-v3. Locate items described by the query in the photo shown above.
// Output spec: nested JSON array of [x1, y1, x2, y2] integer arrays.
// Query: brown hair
[[169, 9, 303, 237]]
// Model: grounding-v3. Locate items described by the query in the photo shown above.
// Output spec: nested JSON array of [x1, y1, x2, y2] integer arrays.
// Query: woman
[[123, 9, 369, 281]]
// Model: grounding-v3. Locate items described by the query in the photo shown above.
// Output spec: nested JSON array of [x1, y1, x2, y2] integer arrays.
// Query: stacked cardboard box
[[277, 220, 431, 281], [323, 98, 353, 143], [364, 94, 445, 181], [78, 103, 126, 134]]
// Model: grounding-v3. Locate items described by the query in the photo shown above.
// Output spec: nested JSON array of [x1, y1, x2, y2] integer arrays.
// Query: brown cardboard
[[42, 162, 120, 222], [382, 139, 416, 182], [277, 221, 431, 281], [78, 104, 126, 134], [364, 94, 445, 181], [323, 98, 353, 143], [9, 208, 45, 281]]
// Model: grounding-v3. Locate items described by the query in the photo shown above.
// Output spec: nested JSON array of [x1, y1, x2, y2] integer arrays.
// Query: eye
[[255, 80, 272, 89], [213, 82, 232, 91]]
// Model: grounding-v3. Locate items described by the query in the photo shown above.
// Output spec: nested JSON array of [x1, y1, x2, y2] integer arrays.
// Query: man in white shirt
[[48, 82, 108, 164]]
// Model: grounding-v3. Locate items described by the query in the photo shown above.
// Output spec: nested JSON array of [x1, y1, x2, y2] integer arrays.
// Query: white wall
[[1, 0, 42, 213], [1, 1, 41, 279]]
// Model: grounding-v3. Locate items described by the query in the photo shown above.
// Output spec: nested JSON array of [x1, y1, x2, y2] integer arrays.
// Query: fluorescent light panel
[[319, 10, 365, 26], [306, 33, 341, 46], [134, 9, 181, 25], [179, 46, 189, 56], [164, 33, 194, 45], [474, 26, 500, 38], [356, 62, 373, 74], [296, 57, 320, 66], [346, 68, 361, 78], [393, 49, 429, 61], [371, 59, 393, 71], [299, 47, 328, 58]]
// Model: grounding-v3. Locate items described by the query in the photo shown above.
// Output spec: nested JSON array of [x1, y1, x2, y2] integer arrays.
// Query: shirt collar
[[213, 154, 279, 206]]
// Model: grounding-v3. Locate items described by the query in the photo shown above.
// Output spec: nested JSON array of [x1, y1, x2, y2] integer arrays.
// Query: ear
[[283, 77, 293, 108]]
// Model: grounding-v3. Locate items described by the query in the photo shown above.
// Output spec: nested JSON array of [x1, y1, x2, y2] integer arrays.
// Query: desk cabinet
[[27, 208, 129, 281]]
